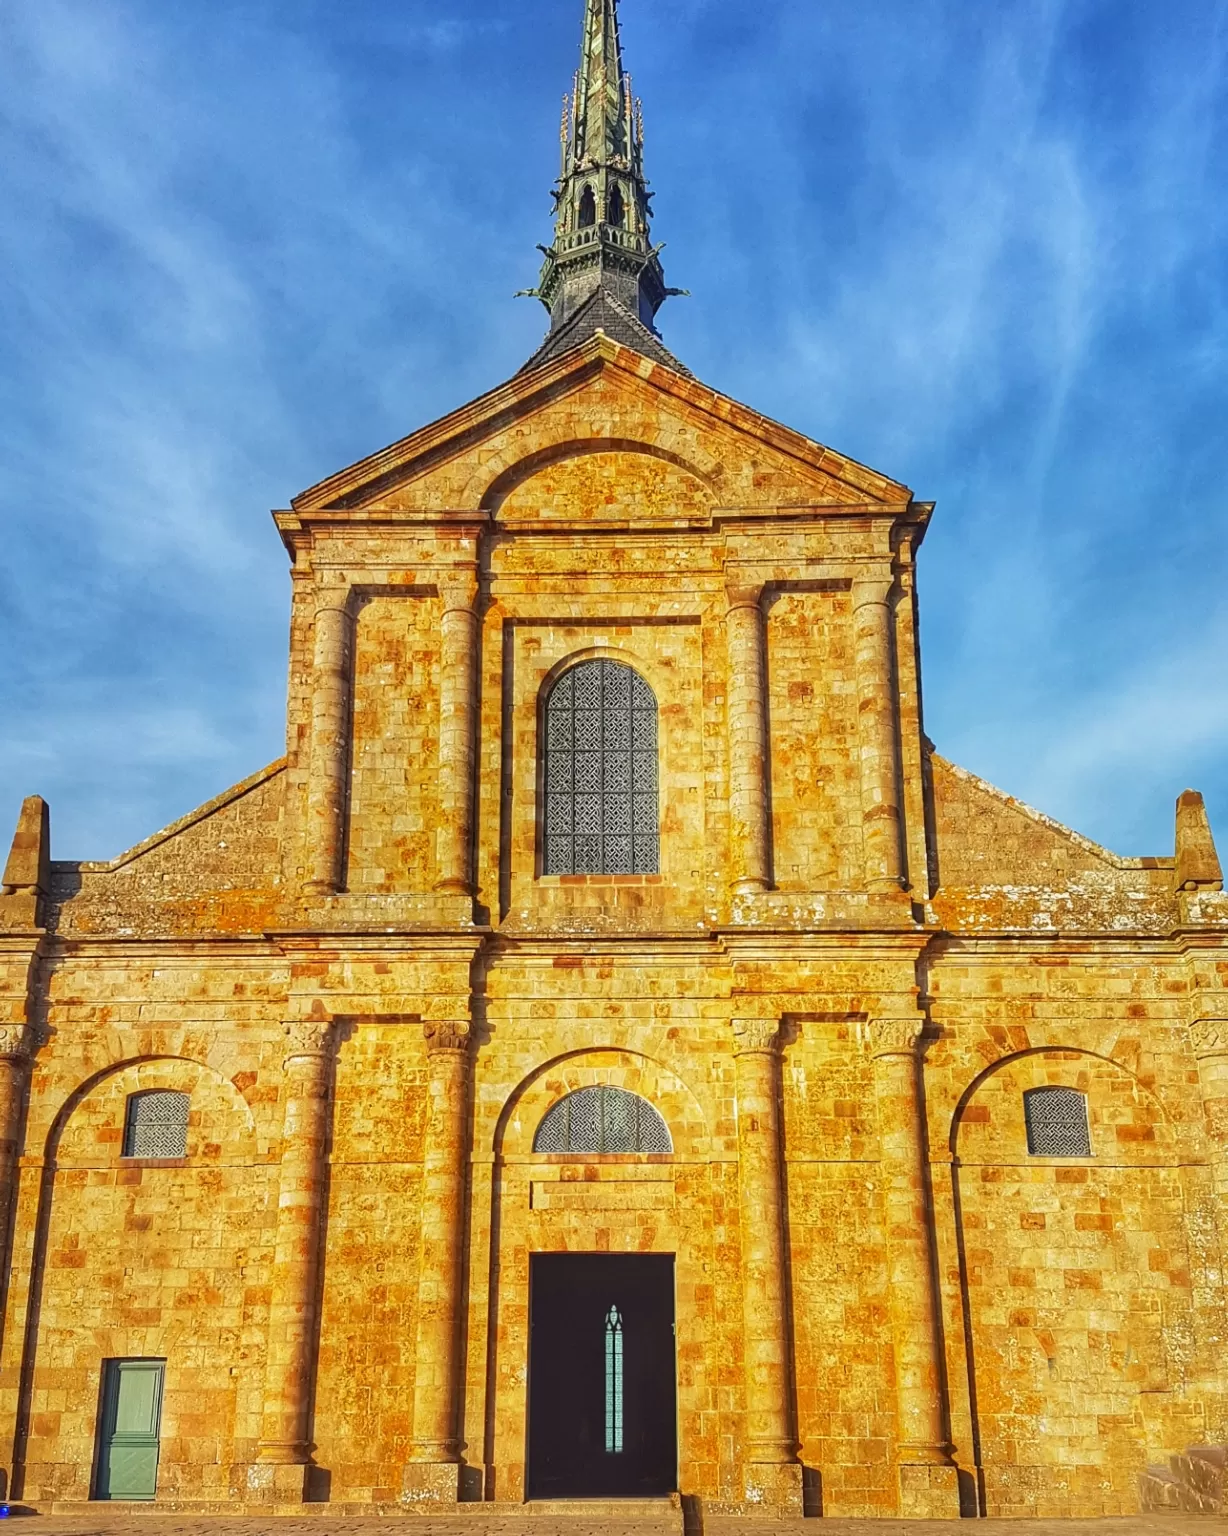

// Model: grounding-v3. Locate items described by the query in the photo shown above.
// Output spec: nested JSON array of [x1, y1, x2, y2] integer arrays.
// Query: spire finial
[[522, 0, 684, 372]]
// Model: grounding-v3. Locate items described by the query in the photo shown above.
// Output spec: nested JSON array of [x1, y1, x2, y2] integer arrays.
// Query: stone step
[[1140, 1444, 1228, 1514], [523, 1497, 682, 1518], [42, 1494, 685, 1521]]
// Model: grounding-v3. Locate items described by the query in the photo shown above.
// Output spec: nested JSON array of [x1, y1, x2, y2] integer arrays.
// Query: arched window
[[123, 1090, 189, 1159], [607, 183, 625, 226], [578, 185, 596, 227], [1023, 1085, 1091, 1157], [543, 659, 659, 876], [534, 1086, 673, 1154]]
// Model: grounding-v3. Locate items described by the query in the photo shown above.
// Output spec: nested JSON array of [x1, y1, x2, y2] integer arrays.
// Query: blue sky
[[1, 0, 1226, 864]]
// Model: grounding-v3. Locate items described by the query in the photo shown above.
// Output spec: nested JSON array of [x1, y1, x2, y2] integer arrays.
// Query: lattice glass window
[[533, 1086, 673, 1154], [542, 659, 659, 876], [1023, 1086, 1091, 1157], [122, 1091, 189, 1159], [605, 1304, 624, 1454]]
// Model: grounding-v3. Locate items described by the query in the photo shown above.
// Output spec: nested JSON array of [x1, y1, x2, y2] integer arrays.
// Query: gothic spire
[[521, 0, 686, 373]]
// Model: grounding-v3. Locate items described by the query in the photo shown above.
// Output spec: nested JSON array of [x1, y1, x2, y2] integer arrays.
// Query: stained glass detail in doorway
[[604, 1304, 624, 1454]]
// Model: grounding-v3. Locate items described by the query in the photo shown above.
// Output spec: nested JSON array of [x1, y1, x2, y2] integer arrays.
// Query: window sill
[[541, 874, 665, 887], [118, 1157, 188, 1169]]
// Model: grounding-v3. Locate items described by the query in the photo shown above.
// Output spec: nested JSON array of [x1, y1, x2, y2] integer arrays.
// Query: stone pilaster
[[304, 592, 354, 897], [853, 578, 904, 893], [870, 1016, 960, 1517], [434, 576, 480, 896], [252, 1016, 335, 1503], [403, 1018, 472, 1504], [0, 933, 42, 1289], [1190, 1019, 1228, 1249], [0, 1022, 34, 1281], [725, 585, 771, 895], [732, 1017, 801, 1512]]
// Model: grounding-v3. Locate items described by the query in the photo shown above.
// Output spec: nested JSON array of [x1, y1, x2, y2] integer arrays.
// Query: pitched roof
[[521, 286, 690, 377]]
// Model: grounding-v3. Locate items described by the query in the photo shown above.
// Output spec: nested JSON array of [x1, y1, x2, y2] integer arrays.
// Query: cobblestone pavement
[[2, 1516, 1222, 1536]]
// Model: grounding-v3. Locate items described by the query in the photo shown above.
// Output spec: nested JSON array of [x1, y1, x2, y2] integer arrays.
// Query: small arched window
[[1023, 1085, 1091, 1157], [578, 185, 597, 227], [543, 659, 659, 876], [534, 1086, 673, 1154], [607, 184, 625, 227], [123, 1090, 189, 1159]]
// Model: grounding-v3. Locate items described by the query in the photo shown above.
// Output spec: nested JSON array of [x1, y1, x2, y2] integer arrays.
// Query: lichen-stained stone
[[0, 329, 1224, 1520]]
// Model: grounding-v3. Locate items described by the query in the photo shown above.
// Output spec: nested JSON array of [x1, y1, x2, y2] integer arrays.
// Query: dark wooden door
[[528, 1252, 677, 1498]]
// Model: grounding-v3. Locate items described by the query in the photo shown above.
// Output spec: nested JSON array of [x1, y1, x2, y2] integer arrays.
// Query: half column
[[725, 584, 771, 895], [870, 1016, 960, 1517], [732, 1017, 802, 1511], [304, 593, 354, 897], [252, 1016, 335, 1502], [402, 1017, 473, 1502], [434, 577, 480, 896], [852, 578, 904, 892]]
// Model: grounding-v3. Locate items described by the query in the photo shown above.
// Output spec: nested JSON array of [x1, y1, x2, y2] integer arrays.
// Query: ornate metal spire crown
[[520, 0, 687, 373]]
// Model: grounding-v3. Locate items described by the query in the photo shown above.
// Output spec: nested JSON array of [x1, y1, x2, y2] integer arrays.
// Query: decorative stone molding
[[732, 1017, 780, 1055], [869, 1016, 925, 1059], [1190, 1019, 1228, 1059], [282, 1018, 334, 1064], [423, 1020, 471, 1055]]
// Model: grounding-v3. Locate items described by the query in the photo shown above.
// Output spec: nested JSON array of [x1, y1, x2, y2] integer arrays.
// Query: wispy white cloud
[[0, 0, 1226, 863], [651, 0, 1228, 853]]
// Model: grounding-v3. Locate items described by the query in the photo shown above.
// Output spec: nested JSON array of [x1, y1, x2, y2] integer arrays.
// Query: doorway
[[528, 1253, 677, 1499], [94, 1359, 165, 1501]]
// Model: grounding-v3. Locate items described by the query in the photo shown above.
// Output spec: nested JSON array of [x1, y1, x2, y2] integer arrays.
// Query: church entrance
[[527, 1253, 677, 1499]]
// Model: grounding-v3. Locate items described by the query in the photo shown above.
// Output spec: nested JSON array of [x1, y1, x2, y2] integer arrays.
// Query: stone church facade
[[0, 0, 1226, 1520]]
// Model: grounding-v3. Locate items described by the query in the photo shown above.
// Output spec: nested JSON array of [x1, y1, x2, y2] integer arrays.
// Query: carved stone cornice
[[869, 1016, 925, 1060], [423, 1020, 471, 1056], [731, 1017, 780, 1056], [1190, 1018, 1228, 1060], [282, 1018, 334, 1065]]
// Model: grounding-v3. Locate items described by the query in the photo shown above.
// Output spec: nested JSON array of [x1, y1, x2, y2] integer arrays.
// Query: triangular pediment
[[288, 334, 912, 522]]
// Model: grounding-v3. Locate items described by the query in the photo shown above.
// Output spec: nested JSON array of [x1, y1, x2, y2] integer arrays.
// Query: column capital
[[423, 1019, 471, 1055], [437, 573, 480, 615], [312, 580, 352, 617], [732, 1017, 781, 1056], [1190, 1018, 1228, 1060], [869, 1015, 925, 1060], [0, 1024, 35, 1065], [725, 580, 764, 614], [282, 1017, 334, 1065], [852, 573, 894, 609]]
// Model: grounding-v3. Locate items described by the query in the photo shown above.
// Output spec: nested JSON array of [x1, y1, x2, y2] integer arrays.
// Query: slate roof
[[522, 287, 690, 377]]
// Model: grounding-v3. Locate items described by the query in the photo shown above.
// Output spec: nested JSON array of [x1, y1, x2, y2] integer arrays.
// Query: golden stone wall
[[0, 336, 1224, 1518]]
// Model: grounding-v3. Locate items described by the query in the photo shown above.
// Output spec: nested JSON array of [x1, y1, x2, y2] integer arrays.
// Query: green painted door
[[95, 1359, 164, 1501]]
